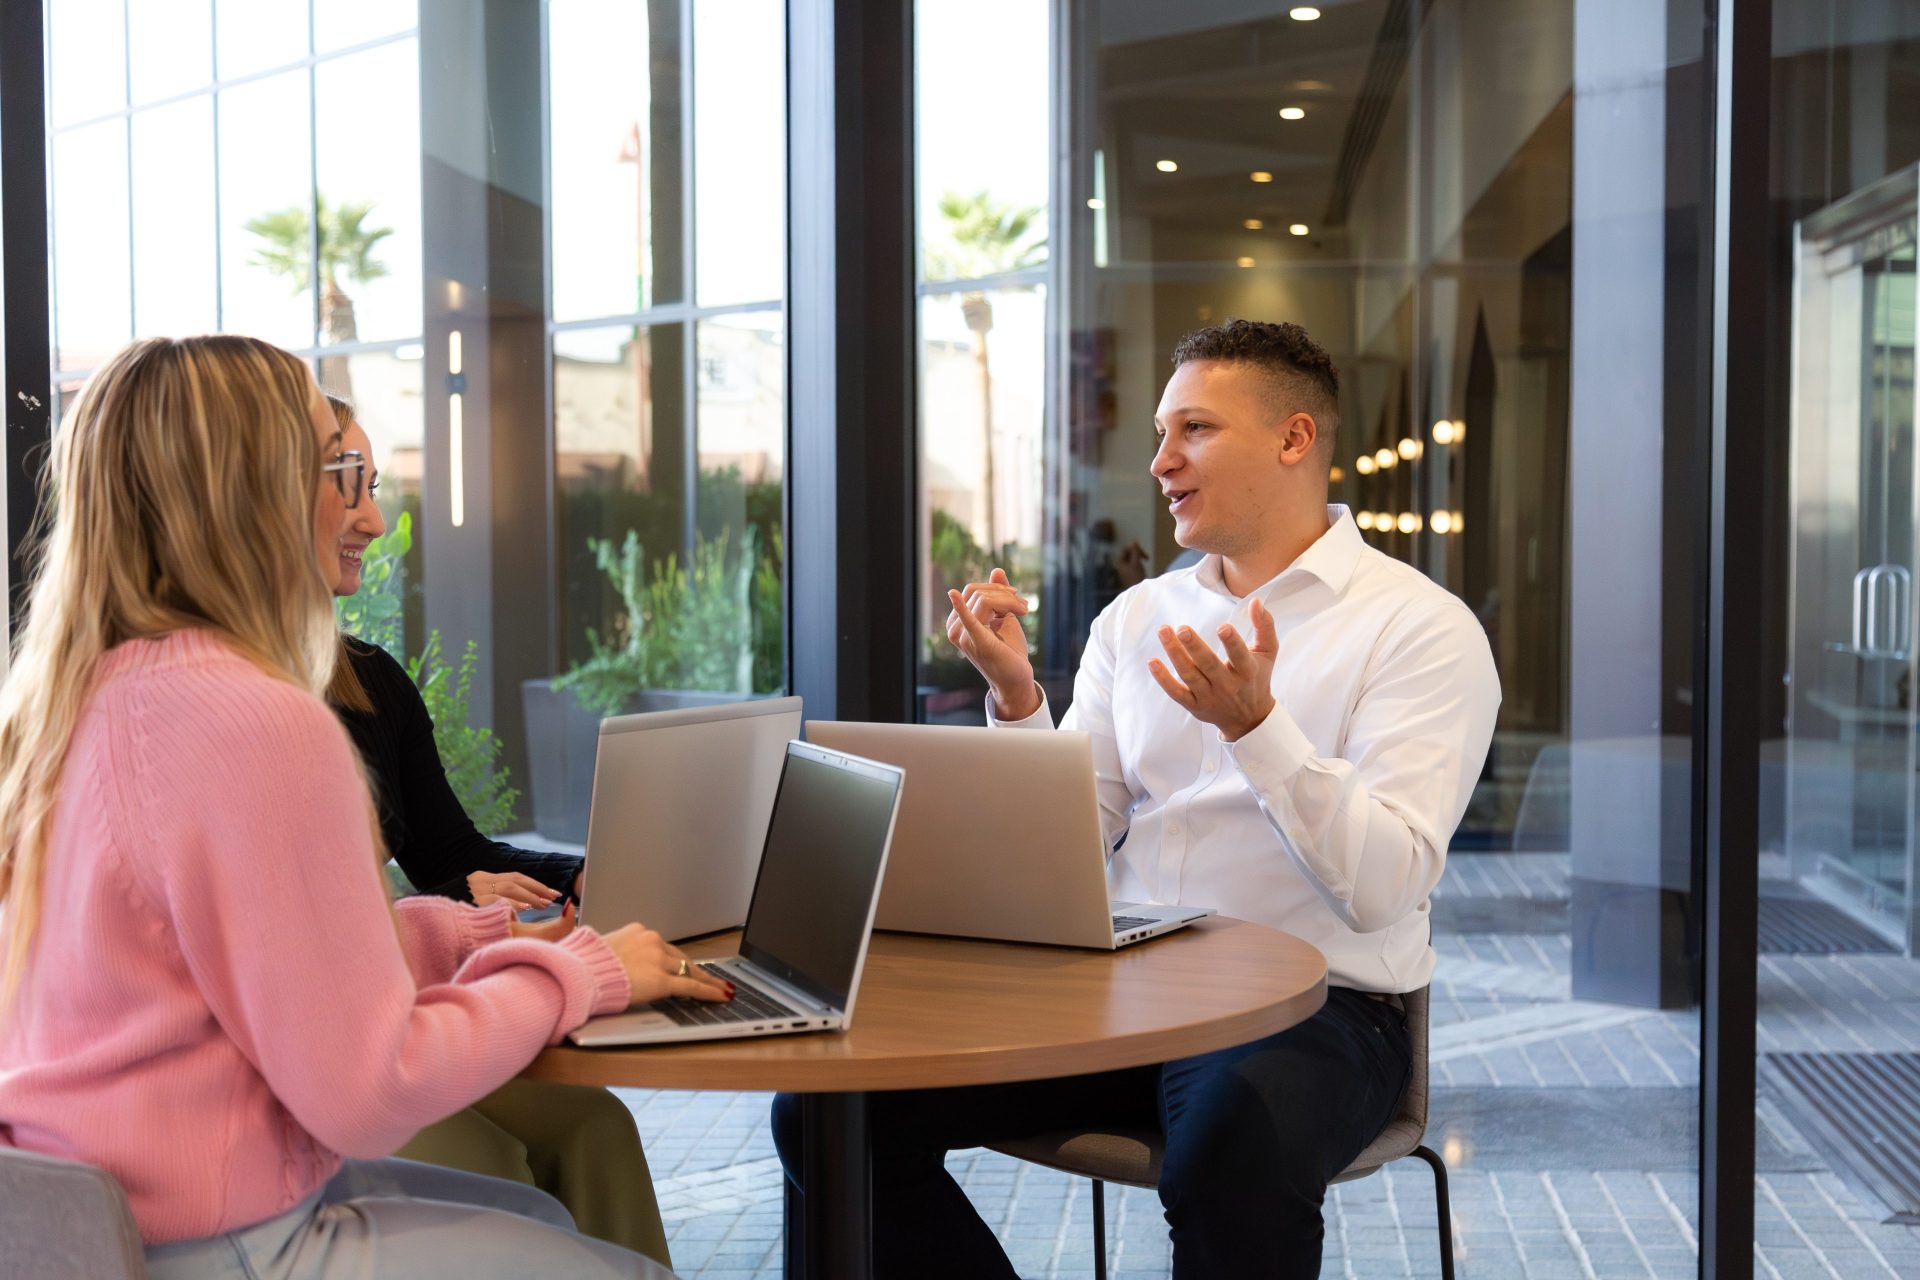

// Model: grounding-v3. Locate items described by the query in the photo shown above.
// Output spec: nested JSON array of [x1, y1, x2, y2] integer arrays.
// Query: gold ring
[[677, 959, 689, 978]]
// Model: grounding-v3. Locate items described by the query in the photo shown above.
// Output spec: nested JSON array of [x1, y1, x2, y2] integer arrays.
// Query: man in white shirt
[[772, 320, 1500, 1278]]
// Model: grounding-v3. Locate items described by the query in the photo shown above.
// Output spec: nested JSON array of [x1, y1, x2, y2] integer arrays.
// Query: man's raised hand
[[946, 567, 1040, 721], [1147, 595, 1280, 741]]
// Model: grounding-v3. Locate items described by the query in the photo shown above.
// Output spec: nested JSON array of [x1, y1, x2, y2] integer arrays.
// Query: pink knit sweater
[[0, 631, 631, 1244]]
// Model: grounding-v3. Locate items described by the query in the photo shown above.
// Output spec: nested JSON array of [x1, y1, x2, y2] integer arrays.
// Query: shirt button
[[1168, 824, 1181, 836], [1204, 759, 1217, 772]]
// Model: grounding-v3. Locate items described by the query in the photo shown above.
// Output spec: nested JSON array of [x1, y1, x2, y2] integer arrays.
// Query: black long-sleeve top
[[335, 638, 583, 902]]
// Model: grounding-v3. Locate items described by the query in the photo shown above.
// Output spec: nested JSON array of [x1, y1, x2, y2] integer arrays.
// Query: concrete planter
[[521, 680, 753, 842]]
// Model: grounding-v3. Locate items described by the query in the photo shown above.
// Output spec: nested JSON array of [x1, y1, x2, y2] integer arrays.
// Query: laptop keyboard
[[649, 964, 802, 1027], [1112, 914, 1157, 931]]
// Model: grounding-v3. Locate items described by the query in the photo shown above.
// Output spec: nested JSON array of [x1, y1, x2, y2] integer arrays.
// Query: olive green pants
[[394, 1078, 671, 1267]]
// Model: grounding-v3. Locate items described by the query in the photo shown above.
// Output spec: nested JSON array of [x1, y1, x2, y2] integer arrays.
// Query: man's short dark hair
[[1171, 318, 1340, 460]]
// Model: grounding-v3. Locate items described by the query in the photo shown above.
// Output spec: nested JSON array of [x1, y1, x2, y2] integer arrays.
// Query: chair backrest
[[0, 1145, 147, 1279]]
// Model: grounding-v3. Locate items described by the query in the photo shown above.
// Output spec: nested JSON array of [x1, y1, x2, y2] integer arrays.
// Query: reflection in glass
[[314, 0, 419, 53], [315, 40, 424, 357], [129, 0, 212, 105], [549, 0, 679, 319], [53, 121, 131, 371], [692, 0, 784, 308], [48, 0, 125, 126], [132, 98, 217, 339], [215, 0, 309, 80], [219, 71, 315, 351]]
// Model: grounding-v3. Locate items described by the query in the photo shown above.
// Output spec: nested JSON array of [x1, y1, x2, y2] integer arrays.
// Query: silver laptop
[[579, 697, 802, 942], [569, 741, 904, 1047], [804, 720, 1213, 949]]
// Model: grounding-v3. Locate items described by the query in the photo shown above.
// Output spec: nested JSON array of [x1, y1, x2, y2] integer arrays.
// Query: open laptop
[[578, 696, 802, 942], [804, 721, 1213, 949], [568, 740, 904, 1047]]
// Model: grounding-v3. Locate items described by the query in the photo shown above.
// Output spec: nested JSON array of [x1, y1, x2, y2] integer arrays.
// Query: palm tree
[[245, 195, 393, 398], [926, 190, 1046, 553]]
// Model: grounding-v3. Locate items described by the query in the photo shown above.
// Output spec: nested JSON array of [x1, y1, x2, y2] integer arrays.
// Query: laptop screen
[[739, 744, 901, 1010]]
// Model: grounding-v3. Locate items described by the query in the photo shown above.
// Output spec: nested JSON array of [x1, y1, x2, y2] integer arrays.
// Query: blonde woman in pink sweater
[[0, 335, 728, 1278]]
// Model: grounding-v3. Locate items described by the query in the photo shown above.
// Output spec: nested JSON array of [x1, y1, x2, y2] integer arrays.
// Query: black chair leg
[[1089, 1178, 1108, 1280], [784, 1178, 803, 1279], [1409, 1145, 1456, 1280]]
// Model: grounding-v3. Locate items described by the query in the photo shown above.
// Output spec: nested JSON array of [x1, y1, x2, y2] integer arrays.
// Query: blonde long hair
[[0, 335, 340, 1009]]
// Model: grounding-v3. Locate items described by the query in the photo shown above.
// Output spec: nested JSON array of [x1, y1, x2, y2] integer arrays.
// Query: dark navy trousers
[[771, 985, 1411, 1279]]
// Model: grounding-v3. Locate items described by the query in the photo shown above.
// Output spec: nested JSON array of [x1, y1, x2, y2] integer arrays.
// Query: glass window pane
[[219, 71, 315, 349], [917, 285, 1047, 717], [915, 0, 1049, 284], [314, 0, 417, 53], [48, 0, 126, 127], [129, 0, 213, 105], [554, 323, 688, 672], [216, 0, 309, 79], [53, 121, 131, 372], [696, 312, 785, 693], [549, 0, 681, 319], [692, 0, 783, 307], [132, 97, 217, 338], [914, 0, 1050, 714], [315, 40, 422, 347]]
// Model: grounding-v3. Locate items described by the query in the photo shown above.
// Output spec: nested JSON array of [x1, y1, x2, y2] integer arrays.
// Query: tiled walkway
[[606, 853, 1920, 1278]]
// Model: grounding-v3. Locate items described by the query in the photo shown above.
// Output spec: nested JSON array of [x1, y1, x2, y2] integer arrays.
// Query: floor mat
[[1758, 892, 1897, 955], [1762, 1052, 1920, 1224]]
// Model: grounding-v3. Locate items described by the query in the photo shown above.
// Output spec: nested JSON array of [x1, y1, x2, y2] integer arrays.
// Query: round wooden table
[[524, 917, 1325, 1277]]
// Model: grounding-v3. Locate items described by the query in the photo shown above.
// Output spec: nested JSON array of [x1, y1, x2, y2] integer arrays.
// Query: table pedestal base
[[784, 1091, 871, 1278]]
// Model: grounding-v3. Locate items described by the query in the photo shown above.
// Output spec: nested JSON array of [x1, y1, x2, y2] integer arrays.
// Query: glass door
[[1787, 164, 1920, 954]]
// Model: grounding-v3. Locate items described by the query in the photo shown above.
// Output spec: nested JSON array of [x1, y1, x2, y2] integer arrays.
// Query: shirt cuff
[[1221, 700, 1318, 793], [985, 685, 1054, 729]]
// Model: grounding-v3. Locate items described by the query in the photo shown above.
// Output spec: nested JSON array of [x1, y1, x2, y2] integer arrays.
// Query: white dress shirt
[[992, 506, 1500, 992]]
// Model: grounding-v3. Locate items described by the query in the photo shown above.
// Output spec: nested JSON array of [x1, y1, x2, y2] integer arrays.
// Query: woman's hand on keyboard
[[604, 924, 735, 1006]]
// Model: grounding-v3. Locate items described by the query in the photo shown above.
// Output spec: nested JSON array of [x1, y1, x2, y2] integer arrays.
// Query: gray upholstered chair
[[0, 1145, 147, 1279], [988, 986, 1453, 1280]]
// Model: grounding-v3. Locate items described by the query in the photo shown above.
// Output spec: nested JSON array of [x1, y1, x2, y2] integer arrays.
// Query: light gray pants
[[143, 1157, 676, 1279]]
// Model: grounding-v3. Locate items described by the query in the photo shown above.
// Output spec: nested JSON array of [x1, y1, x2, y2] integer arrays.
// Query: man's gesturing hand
[[1147, 595, 1280, 741], [945, 568, 1041, 721]]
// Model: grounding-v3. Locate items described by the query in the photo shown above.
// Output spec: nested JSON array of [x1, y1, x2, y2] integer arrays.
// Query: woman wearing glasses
[[320, 393, 673, 1265], [0, 336, 727, 1279]]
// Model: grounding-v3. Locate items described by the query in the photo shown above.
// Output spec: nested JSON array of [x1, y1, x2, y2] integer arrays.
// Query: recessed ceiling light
[[1155, 158, 1179, 173], [1289, 6, 1322, 19], [1243, 218, 1264, 230], [1293, 79, 1333, 92], [1236, 256, 1256, 268], [1279, 106, 1306, 121], [1250, 170, 1274, 183], [1086, 197, 1105, 209], [1289, 223, 1310, 236]]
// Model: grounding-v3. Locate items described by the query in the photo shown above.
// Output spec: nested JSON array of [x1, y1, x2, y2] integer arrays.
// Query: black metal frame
[[1698, 0, 1770, 1274], [786, 0, 916, 726], [2, 0, 52, 633]]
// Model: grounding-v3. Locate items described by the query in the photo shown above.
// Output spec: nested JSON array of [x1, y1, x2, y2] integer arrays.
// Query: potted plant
[[522, 526, 781, 841]]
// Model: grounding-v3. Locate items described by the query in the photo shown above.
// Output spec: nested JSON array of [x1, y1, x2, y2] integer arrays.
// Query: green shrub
[[555, 525, 783, 715], [334, 510, 516, 832]]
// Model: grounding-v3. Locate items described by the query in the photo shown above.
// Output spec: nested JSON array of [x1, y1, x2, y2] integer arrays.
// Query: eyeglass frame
[[320, 450, 371, 510]]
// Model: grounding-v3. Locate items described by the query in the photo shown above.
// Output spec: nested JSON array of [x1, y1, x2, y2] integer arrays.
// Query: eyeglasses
[[321, 450, 376, 510]]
